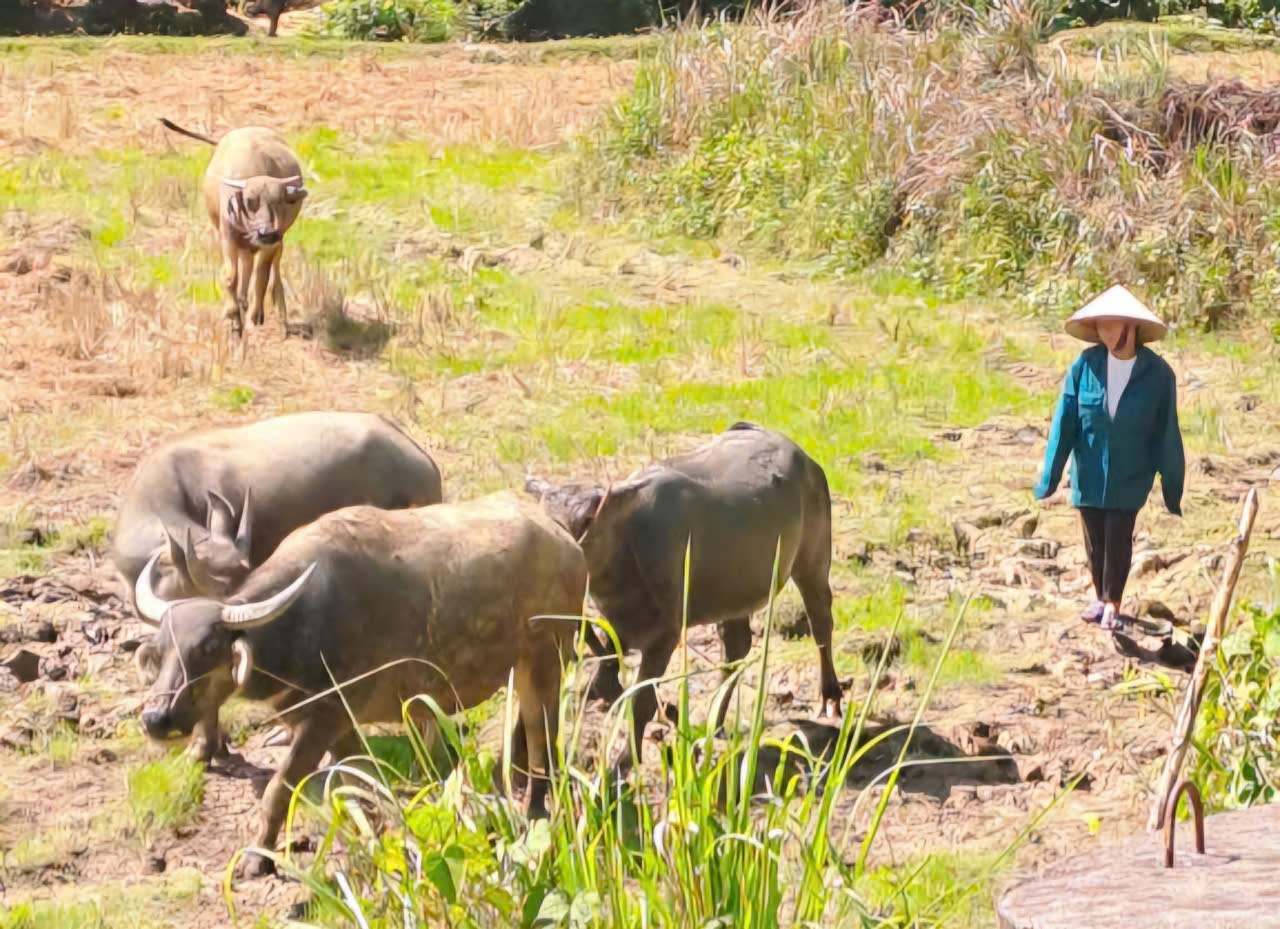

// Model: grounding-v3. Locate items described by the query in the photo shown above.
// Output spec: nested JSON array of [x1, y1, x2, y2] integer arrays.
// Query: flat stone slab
[[998, 802, 1280, 929]]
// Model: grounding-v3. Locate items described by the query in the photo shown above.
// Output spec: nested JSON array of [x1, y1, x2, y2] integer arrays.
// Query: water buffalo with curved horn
[[525, 421, 843, 767], [132, 492, 586, 878], [114, 411, 442, 759], [160, 117, 306, 334]]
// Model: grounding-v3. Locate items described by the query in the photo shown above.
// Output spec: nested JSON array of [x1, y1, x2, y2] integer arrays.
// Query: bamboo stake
[[1148, 487, 1260, 832]]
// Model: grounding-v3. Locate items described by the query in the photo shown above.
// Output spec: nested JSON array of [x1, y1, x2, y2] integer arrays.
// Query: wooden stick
[[1148, 487, 1260, 832]]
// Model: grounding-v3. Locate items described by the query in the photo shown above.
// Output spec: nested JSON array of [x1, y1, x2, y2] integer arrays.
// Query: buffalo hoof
[[237, 851, 276, 880]]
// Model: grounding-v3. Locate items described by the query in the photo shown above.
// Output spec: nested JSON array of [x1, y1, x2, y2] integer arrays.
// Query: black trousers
[[1078, 507, 1138, 604]]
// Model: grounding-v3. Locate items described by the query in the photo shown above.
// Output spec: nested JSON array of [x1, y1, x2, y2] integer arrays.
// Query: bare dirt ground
[[3, 35, 1280, 928]]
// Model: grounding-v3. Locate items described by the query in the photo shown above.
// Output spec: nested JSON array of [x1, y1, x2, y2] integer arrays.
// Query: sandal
[[1100, 606, 1124, 631]]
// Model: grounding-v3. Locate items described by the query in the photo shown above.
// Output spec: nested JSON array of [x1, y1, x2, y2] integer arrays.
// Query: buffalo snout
[[141, 705, 183, 741]]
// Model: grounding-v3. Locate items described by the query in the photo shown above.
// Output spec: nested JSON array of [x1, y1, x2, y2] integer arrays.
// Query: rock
[[4, 251, 34, 275], [89, 748, 118, 764], [42, 662, 67, 682], [905, 527, 936, 547], [840, 629, 901, 666], [1139, 600, 1176, 622], [144, 851, 167, 874], [1024, 765, 1045, 783], [118, 637, 144, 653], [1130, 551, 1166, 578], [33, 621, 56, 644], [1235, 394, 1261, 413], [1016, 539, 1060, 559], [1012, 513, 1039, 538], [2, 648, 40, 683], [861, 452, 888, 472]]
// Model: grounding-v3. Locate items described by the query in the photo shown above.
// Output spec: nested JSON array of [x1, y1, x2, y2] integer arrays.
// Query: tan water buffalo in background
[[526, 421, 844, 768], [160, 117, 306, 334], [132, 492, 587, 878]]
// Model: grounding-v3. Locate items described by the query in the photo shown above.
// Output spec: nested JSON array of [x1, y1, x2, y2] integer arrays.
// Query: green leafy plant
[[320, 0, 460, 42], [1191, 569, 1280, 810]]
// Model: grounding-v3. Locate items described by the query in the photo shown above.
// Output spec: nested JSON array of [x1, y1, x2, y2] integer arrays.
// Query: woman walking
[[1034, 285, 1186, 631]]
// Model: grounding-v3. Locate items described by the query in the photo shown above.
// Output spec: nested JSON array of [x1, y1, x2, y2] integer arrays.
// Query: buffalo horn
[[134, 551, 171, 626], [220, 563, 317, 628], [235, 487, 253, 559]]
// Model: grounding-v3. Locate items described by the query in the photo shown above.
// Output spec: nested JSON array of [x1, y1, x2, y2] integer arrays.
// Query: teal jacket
[[1034, 344, 1185, 515]]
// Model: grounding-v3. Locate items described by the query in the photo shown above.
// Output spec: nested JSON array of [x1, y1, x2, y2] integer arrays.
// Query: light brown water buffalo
[[160, 117, 306, 334], [526, 421, 843, 767], [133, 492, 587, 878]]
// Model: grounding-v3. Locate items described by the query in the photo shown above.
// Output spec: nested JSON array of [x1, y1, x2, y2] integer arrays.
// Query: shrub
[[1191, 585, 1280, 811], [320, 0, 460, 41], [577, 3, 1280, 329]]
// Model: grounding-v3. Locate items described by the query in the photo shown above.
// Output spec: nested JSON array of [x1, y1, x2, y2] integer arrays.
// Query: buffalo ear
[[134, 639, 161, 686], [207, 490, 237, 540], [570, 488, 606, 540], [231, 639, 253, 689]]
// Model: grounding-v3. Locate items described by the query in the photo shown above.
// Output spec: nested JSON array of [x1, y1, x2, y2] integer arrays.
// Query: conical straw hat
[[1065, 284, 1167, 343]]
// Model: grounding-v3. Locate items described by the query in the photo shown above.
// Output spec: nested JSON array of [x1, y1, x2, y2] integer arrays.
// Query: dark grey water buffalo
[[111, 411, 443, 605], [112, 411, 442, 761], [525, 421, 842, 765], [133, 492, 586, 878]]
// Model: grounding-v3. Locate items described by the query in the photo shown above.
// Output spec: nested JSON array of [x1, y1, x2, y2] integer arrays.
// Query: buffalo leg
[[514, 647, 561, 817], [220, 239, 244, 330], [713, 617, 753, 732], [249, 247, 274, 327], [584, 625, 626, 706], [240, 718, 335, 879], [794, 570, 842, 719], [186, 705, 229, 765], [615, 630, 678, 771], [235, 248, 253, 328], [268, 245, 288, 331]]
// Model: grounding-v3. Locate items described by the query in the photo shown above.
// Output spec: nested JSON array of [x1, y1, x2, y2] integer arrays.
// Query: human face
[[1095, 319, 1135, 358]]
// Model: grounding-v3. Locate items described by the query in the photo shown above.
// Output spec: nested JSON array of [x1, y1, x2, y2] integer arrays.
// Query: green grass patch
[[905, 641, 1002, 686], [0, 871, 203, 929], [126, 753, 205, 840], [210, 385, 256, 412]]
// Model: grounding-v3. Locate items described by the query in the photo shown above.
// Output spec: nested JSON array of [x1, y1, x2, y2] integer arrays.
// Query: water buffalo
[[160, 118, 306, 334], [133, 492, 586, 878], [114, 411, 442, 760], [525, 421, 842, 766]]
